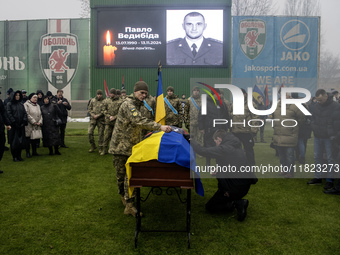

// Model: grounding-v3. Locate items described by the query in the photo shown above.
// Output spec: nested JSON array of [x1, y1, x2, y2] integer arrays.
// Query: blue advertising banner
[[232, 16, 319, 99]]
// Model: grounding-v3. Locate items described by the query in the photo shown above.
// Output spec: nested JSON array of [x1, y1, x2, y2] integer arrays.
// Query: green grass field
[[0, 123, 339, 255]]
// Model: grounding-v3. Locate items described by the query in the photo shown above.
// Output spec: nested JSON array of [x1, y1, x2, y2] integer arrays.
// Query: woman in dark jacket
[[36, 90, 44, 107], [6, 90, 28, 161], [40, 95, 62, 155]]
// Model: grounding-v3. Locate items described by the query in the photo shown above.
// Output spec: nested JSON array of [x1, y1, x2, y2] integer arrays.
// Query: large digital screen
[[95, 5, 230, 67]]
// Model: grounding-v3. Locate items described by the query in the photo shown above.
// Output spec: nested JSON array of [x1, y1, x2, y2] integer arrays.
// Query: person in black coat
[[36, 90, 45, 107], [324, 99, 340, 194], [0, 98, 11, 172], [40, 95, 62, 155], [56, 89, 71, 148], [191, 129, 257, 222], [6, 90, 28, 162], [3, 88, 13, 106], [307, 90, 339, 187]]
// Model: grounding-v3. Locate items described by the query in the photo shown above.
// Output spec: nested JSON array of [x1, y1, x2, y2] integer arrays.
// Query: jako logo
[[201, 84, 311, 116], [280, 20, 310, 51]]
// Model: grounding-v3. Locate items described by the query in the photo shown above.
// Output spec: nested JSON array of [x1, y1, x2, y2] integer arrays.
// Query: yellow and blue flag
[[263, 85, 269, 108], [155, 71, 166, 125], [126, 131, 204, 197], [253, 84, 265, 104]]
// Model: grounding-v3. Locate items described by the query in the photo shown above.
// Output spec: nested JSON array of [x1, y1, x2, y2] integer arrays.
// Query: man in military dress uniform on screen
[[167, 11, 223, 65]]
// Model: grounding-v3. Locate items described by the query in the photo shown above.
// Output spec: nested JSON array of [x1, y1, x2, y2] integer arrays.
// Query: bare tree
[[319, 51, 340, 79], [80, 0, 90, 18], [232, 0, 277, 16], [283, 0, 320, 16]]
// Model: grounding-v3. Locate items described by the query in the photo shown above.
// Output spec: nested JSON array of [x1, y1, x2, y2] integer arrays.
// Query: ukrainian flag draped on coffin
[[126, 131, 204, 197]]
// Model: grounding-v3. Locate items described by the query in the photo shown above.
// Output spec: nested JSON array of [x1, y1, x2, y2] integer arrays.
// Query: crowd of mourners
[[1, 82, 340, 221], [0, 88, 71, 171]]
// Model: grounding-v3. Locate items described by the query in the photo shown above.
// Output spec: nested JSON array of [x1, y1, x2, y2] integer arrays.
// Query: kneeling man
[[191, 129, 257, 221]]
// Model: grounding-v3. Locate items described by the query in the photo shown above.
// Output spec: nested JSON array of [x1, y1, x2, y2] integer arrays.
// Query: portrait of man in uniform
[[166, 10, 224, 66]]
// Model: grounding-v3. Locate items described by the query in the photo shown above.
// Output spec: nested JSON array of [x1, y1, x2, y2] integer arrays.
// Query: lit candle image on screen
[[103, 30, 117, 65]]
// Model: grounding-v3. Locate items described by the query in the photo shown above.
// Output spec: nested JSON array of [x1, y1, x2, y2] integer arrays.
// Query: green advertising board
[[0, 19, 89, 101]]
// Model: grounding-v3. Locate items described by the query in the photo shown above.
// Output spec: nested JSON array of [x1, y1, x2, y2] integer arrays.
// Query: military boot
[[121, 196, 126, 206], [89, 143, 97, 153], [100, 146, 107, 156], [124, 203, 143, 217]]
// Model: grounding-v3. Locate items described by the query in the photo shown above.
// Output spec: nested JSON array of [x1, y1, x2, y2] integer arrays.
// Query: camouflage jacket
[[88, 96, 105, 124], [140, 95, 156, 121], [103, 96, 123, 125], [109, 96, 162, 156], [184, 95, 201, 126], [164, 94, 183, 127]]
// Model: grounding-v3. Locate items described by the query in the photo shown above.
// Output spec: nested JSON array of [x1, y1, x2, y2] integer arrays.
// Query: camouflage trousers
[[112, 155, 135, 203], [190, 124, 204, 146], [103, 124, 114, 149], [88, 121, 104, 147]]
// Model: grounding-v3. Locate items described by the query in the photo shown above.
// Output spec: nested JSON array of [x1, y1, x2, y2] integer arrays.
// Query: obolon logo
[[39, 33, 79, 89], [201, 84, 312, 116], [239, 19, 266, 60]]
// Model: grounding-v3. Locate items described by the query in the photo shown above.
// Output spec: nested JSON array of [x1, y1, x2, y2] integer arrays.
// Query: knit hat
[[109, 88, 116, 94], [28, 93, 36, 100], [134, 81, 149, 92], [121, 89, 127, 93], [96, 89, 103, 95], [167, 86, 174, 92], [21, 89, 27, 94], [116, 89, 121, 95], [46, 91, 53, 97], [7, 88, 13, 95], [192, 86, 200, 92]]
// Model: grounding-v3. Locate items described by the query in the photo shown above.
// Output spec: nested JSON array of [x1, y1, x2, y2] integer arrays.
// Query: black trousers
[[59, 123, 66, 146], [205, 186, 250, 213], [0, 129, 5, 161]]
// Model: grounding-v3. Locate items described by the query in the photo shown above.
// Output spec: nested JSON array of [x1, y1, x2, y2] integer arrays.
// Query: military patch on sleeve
[[131, 108, 136, 112], [133, 112, 138, 116]]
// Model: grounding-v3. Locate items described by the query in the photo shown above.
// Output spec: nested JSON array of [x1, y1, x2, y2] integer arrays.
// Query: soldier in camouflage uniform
[[101, 88, 123, 155], [180, 94, 187, 127], [184, 86, 203, 145], [121, 89, 128, 100], [164, 86, 183, 127], [109, 81, 171, 217], [116, 89, 121, 98], [140, 93, 156, 138], [88, 89, 105, 153]]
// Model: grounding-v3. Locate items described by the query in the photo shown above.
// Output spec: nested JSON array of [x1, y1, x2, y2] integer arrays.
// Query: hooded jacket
[[6, 90, 28, 128], [36, 90, 45, 107], [6, 90, 28, 144]]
